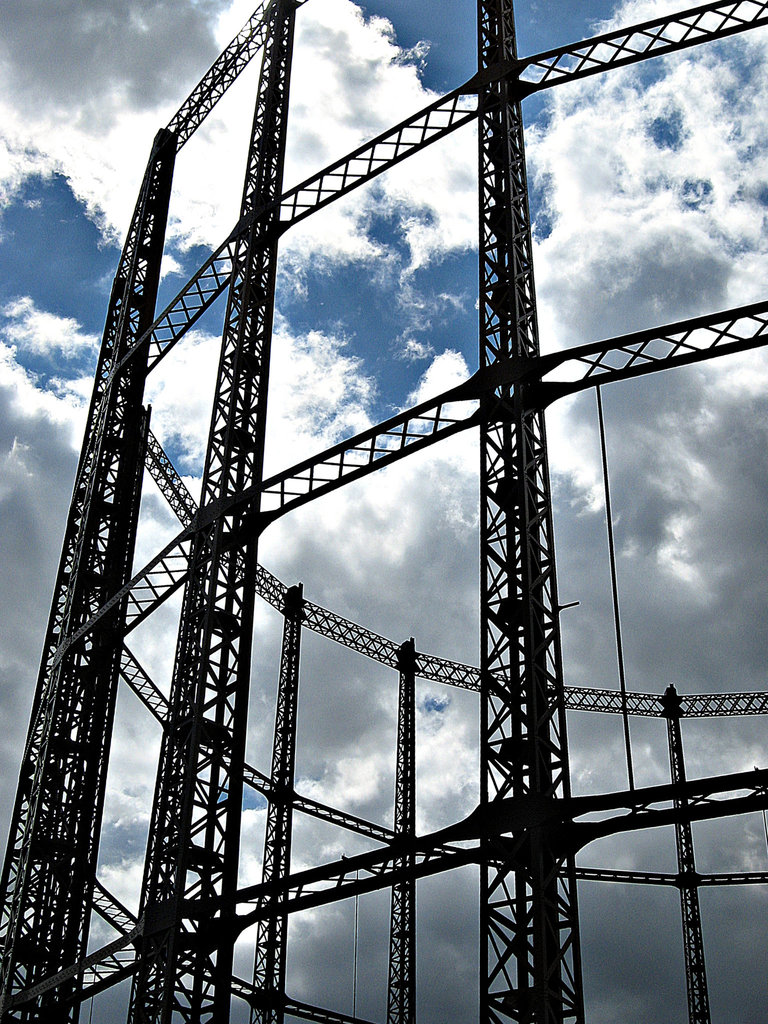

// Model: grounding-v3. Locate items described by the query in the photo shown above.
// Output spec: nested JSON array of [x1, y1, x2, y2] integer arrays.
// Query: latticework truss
[[2, 1, 768, 1023]]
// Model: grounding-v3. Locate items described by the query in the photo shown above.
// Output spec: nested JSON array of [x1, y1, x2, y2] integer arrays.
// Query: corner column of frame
[[660, 686, 711, 1024], [0, 129, 176, 1023], [476, 1, 583, 1022], [251, 584, 305, 1024], [128, 4, 297, 1022], [387, 639, 416, 1024]]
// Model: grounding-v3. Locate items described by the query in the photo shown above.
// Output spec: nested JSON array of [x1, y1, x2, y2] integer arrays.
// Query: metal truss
[[166, 0, 280, 147], [661, 686, 711, 1024], [387, 642, 417, 1024], [129, 1, 298, 1019], [0, 2, 279, 1014], [0, 134, 175, 1023], [476, 1, 581, 1018], [107, 1, 768, 387], [52, 295, 768, 676], [12, 766, 768, 1014], [563, 685, 768, 717], [517, 0, 768, 93], [251, 585, 304, 1024], [574, 866, 768, 886], [4, 2, 768, 1023]]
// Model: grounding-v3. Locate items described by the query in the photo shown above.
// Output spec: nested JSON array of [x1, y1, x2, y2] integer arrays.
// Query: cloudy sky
[[2, 0, 768, 1020]]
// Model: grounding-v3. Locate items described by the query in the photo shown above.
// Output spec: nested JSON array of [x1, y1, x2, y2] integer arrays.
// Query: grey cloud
[[0, 0, 221, 121], [541, 229, 732, 346], [0, 376, 79, 846]]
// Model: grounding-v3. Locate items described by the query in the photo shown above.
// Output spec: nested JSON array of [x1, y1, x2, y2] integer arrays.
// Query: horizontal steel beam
[[105, 2, 768, 391], [531, 300, 768, 405], [17, 769, 768, 1008], [518, 0, 768, 94], [112, 84, 479, 382], [574, 866, 768, 886], [565, 685, 768, 718], [234, 769, 768, 925], [574, 867, 678, 885]]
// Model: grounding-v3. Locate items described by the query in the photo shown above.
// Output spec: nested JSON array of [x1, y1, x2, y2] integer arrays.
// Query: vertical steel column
[[251, 584, 304, 1024], [660, 685, 711, 1024], [0, 129, 177, 1024], [477, 1, 582, 1021], [129, 4, 297, 1021], [387, 640, 416, 1024]]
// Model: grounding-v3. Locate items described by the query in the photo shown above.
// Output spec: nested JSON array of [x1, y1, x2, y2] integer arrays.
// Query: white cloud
[[529, 6, 768, 351], [265, 321, 376, 474], [0, 339, 85, 849], [0, 0, 477, 280], [1, 297, 100, 360]]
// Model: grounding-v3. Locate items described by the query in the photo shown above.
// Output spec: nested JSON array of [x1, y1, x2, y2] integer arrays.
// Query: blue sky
[[2, 0, 768, 1020]]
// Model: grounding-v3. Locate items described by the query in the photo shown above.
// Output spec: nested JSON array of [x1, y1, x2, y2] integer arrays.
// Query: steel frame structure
[[2, 1, 768, 1022]]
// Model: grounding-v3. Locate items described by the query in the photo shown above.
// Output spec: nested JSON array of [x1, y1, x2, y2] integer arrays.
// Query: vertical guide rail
[[660, 686, 711, 1024], [251, 584, 305, 1024], [387, 640, 416, 1024], [128, 2, 297, 1021], [477, 1, 583, 1021], [0, 129, 176, 1023]]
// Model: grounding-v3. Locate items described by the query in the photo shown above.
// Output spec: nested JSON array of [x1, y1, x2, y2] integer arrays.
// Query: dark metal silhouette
[[662, 685, 711, 1024], [2, 1, 768, 1021]]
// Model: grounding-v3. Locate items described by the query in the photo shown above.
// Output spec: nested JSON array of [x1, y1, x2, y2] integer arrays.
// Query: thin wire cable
[[597, 385, 635, 792]]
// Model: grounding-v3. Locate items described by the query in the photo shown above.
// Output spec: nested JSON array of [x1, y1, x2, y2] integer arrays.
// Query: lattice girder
[[4, 1, 768, 1021]]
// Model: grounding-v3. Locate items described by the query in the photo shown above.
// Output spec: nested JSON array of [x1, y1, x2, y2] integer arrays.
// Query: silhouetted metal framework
[[2, 1, 768, 1022], [251, 584, 304, 1024], [661, 686, 711, 1024], [387, 641, 416, 1024]]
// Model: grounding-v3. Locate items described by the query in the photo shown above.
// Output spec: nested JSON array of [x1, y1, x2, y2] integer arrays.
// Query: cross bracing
[[2, 1, 768, 1023]]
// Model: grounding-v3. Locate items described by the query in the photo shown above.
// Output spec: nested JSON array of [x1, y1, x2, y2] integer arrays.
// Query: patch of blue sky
[[0, 177, 229, 393], [420, 694, 450, 715], [401, 250, 477, 361], [680, 178, 713, 209], [356, 0, 476, 94], [0, 174, 119, 335], [529, 168, 556, 242], [357, 0, 627, 93], [277, 222, 476, 416], [1, 346, 94, 398], [711, 31, 765, 90], [517, 0, 625, 57], [647, 107, 686, 151], [243, 788, 268, 811], [356, 0, 627, 143]]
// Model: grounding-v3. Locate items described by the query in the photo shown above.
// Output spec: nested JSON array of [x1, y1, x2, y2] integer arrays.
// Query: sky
[[2, 0, 768, 1020]]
